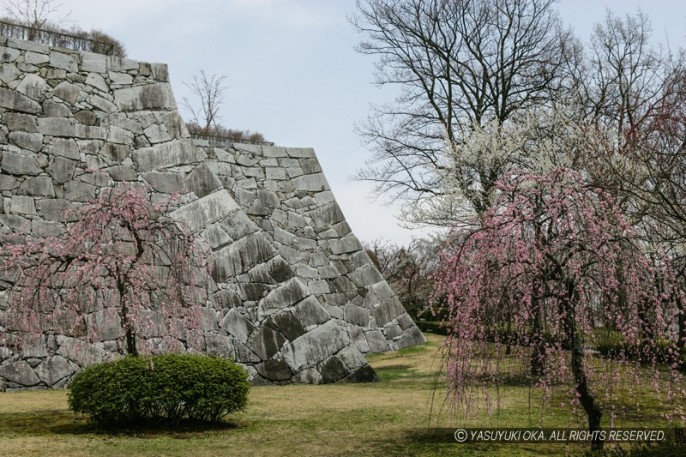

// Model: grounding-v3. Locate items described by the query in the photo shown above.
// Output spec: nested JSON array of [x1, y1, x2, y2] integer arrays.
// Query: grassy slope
[[0, 334, 679, 456]]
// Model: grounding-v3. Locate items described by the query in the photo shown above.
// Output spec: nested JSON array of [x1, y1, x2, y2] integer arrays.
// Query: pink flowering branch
[[434, 168, 684, 451], [0, 184, 209, 356]]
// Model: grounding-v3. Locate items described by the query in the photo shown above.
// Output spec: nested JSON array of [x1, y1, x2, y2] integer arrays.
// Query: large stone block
[[47, 157, 76, 183], [257, 277, 309, 319], [268, 310, 306, 341], [107, 125, 133, 144], [106, 55, 138, 72], [74, 124, 107, 140], [0, 46, 21, 62], [0, 63, 21, 84], [151, 63, 169, 82], [53, 81, 82, 105], [349, 264, 384, 288], [84, 309, 123, 341], [0, 214, 31, 232], [247, 255, 293, 284], [246, 325, 286, 361], [133, 140, 206, 171], [310, 202, 344, 227], [256, 357, 293, 382], [108, 71, 133, 86], [186, 162, 222, 198], [56, 337, 110, 367], [19, 176, 54, 197], [6, 37, 49, 54], [219, 209, 258, 241], [83, 73, 110, 92], [396, 326, 427, 350], [221, 309, 254, 343], [143, 124, 171, 144], [49, 51, 78, 72], [0, 361, 40, 386], [36, 198, 73, 221], [42, 100, 71, 117], [49, 138, 79, 160], [23, 51, 49, 65], [292, 172, 328, 192], [329, 235, 363, 255], [0, 174, 17, 190], [210, 232, 274, 282], [81, 52, 107, 73], [201, 224, 233, 250], [170, 190, 239, 233], [8, 131, 43, 152], [37, 117, 75, 137], [372, 297, 406, 327], [34, 355, 74, 386], [349, 326, 371, 353], [281, 320, 350, 372], [114, 83, 176, 111], [318, 354, 349, 384], [204, 333, 234, 358], [107, 164, 138, 181], [294, 296, 330, 327], [365, 330, 391, 353], [3, 113, 38, 132], [15, 74, 49, 100], [286, 147, 316, 158], [343, 303, 371, 327], [64, 180, 97, 202], [2, 150, 42, 175], [142, 171, 187, 194], [0, 87, 41, 113], [336, 346, 369, 372]]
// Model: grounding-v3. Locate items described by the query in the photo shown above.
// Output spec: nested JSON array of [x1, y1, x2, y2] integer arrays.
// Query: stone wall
[[0, 36, 424, 390]]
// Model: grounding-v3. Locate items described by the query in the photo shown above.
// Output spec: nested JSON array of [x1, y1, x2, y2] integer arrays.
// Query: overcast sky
[[46, 0, 686, 245]]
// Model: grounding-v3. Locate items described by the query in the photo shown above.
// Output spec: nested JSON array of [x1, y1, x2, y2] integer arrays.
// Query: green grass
[[0, 333, 682, 456]]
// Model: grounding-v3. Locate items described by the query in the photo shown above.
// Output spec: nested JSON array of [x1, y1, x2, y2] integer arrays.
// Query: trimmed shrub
[[149, 354, 250, 422], [68, 354, 249, 426], [67, 356, 153, 425]]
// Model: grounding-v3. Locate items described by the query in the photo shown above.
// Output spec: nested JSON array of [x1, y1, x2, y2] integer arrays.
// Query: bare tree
[[182, 69, 228, 136], [352, 0, 575, 221], [1, 0, 68, 31], [579, 30, 686, 356], [365, 237, 441, 318]]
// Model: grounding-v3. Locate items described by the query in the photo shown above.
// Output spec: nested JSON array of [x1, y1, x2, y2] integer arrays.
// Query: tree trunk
[[530, 295, 546, 379], [505, 314, 512, 355], [117, 280, 137, 356], [564, 280, 603, 451], [126, 327, 138, 356]]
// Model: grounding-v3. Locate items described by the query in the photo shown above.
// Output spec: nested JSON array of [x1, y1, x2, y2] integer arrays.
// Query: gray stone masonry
[[0, 35, 425, 390]]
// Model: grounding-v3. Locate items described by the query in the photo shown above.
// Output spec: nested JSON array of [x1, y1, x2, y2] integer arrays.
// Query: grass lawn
[[0, 333, 682, 456]]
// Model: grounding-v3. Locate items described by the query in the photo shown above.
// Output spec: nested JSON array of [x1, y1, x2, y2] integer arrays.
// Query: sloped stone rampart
[[192, 141, 427, 354], [0, 35, 425, 390]]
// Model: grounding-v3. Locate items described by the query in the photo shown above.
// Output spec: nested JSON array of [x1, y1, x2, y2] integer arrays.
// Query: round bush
[[68, 354, 249, 425], [67, 355, 152, 425]]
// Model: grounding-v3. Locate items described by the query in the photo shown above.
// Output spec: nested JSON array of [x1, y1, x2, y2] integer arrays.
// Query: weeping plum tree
[[434, 169, 684, 451], [0, 184, 208, 356]]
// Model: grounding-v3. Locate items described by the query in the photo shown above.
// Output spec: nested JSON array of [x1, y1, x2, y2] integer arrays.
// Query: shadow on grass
[[0, 410, 238, 438]]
